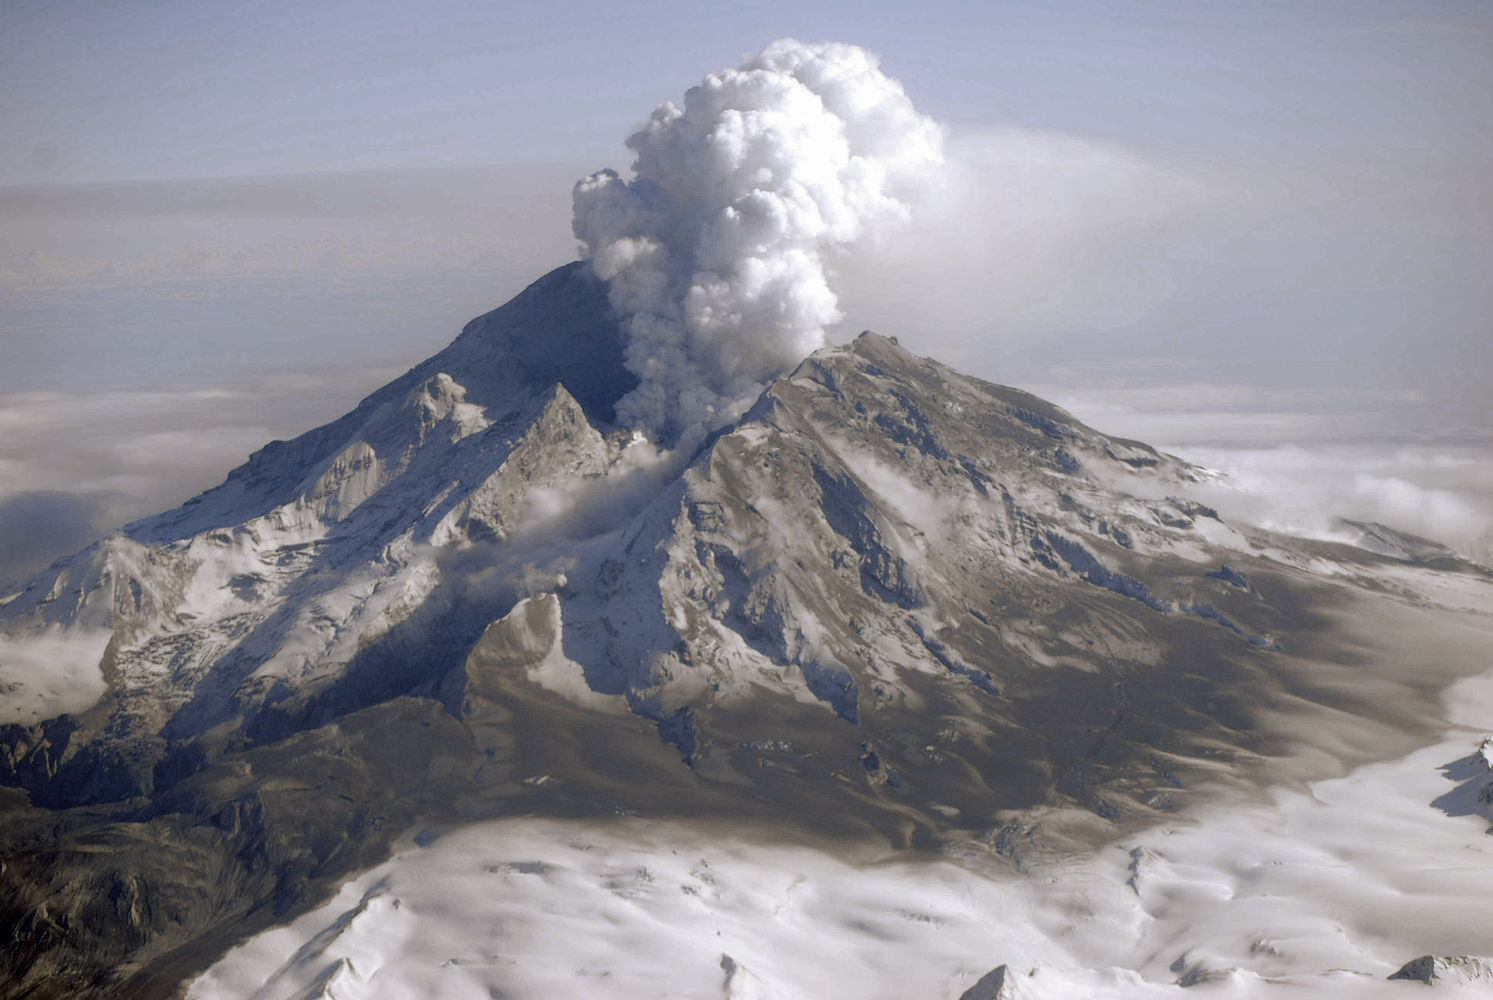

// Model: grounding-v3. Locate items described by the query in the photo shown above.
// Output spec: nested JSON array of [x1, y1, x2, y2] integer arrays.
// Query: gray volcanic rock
[[1389, 954, 1493, 986], [957, 964, 1019, 1000]]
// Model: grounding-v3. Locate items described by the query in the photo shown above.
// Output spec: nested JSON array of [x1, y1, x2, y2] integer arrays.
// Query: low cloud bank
[[0, 374, 389, 585], [1046, 380, 1493, 562], [1185, 444, 1493, 562]]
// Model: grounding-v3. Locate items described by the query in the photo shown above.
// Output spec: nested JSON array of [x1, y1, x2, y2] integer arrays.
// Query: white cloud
[[573, 39, 945, 442], [1181, 444, 1493, 560], [1027, 379, 1492, 561]]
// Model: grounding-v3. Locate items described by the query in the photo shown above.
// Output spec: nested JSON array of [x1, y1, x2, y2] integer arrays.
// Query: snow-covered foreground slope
[[192, 665, 1493, 999]]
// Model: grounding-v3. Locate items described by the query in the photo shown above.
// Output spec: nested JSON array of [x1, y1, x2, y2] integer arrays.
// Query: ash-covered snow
[[191, 664, 1493, 999]]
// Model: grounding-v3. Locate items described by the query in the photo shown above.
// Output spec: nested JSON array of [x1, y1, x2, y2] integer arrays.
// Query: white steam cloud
[[573, 39, 944, 441]]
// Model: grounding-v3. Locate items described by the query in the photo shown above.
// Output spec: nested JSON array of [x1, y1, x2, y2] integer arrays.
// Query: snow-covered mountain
[[1, 264, 1490, 999]]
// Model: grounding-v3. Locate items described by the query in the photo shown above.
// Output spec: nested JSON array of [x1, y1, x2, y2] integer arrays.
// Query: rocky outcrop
[[1389, 954, 1493, 986], [957, 964, 1019, 1000]]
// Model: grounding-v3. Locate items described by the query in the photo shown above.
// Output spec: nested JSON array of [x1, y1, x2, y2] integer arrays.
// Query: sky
[[1, 0, 1490, 580]]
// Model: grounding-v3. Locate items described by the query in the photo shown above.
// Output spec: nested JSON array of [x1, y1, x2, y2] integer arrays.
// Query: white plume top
[[573, 38, 944, 441]]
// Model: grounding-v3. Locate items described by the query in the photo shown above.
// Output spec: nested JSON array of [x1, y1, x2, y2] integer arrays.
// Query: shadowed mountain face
[[0, 264, 1485, 998]]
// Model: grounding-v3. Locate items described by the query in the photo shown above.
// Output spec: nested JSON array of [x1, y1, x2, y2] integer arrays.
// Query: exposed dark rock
[[1389, 954, 1493, 986], [1208, 565, 1250, 589], [958, 964, 1018, 1000]]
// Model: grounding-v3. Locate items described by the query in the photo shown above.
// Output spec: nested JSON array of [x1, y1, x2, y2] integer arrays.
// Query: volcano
[[1, 264, 1490, 999]]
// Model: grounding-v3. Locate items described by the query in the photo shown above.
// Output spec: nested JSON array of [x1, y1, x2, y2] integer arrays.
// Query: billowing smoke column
[[573, 39, 944, 442]]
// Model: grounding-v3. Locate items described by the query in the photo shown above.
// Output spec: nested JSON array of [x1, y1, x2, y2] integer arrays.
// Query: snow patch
[[508, 594, 624, 712]]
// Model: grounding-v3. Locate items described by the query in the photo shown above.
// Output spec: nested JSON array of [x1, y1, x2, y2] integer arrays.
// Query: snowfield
[[191, 669, 1493, 1000]]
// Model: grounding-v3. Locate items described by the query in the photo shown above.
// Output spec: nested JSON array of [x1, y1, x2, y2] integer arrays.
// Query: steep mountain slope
[[0, 264, 1487, 998], [0, 262, 625, 804]]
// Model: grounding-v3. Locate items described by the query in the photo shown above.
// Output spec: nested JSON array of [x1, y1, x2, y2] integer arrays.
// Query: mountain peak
[[446, 261, 636, 423], [0, 268, 1247, 815], [3, 260, 1489, 998]]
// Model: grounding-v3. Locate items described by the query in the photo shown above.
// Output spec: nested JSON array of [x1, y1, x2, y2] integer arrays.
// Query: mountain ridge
[[129, 260, 630, 547], [0, 263, 1488, 998]]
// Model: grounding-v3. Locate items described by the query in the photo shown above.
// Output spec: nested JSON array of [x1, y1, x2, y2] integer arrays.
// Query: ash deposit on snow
[[191, 666, 1493, 1000], [573, 38, 943, 443]]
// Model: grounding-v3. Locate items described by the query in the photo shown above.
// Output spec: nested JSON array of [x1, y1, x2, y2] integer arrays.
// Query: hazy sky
[[6, 0, 1491, 183], [1, 0, 1490, 579]]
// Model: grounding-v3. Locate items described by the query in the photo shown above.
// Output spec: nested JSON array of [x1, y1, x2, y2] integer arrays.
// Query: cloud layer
[[1038, 378, 1493, 562], [573, 39, 943, 441], [0, 374, 394, 585]]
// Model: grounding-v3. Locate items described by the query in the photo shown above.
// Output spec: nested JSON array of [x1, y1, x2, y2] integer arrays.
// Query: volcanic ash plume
[[573, 39, 944, 442]]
